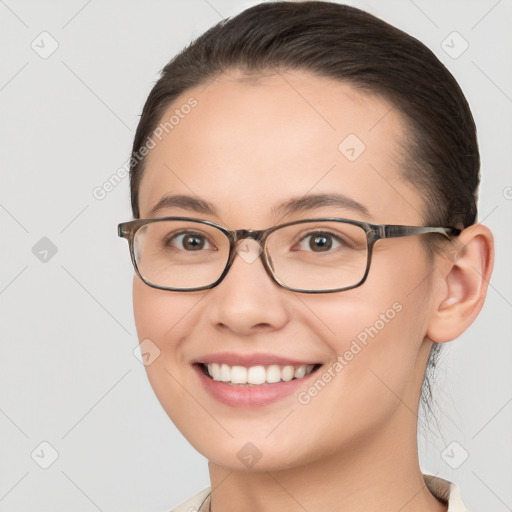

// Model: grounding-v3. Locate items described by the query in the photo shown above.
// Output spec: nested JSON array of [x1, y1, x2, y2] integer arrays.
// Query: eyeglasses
[[117, 217, 460, 294]]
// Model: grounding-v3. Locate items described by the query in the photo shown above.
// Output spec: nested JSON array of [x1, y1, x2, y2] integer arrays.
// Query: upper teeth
[[206, 363, 315, 385]]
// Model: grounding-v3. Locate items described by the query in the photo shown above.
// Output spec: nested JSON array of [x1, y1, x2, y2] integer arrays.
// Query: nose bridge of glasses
[[231, 229, 266, 265], [232, 229, 266, 243]]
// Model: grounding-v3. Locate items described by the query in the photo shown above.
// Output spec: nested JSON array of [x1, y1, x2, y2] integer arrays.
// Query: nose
[[206, 239, 290, 336]]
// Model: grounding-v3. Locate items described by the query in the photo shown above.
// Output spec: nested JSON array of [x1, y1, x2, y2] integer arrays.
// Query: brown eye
[[296, 231, 344, 252], [168, 232, 213, 251], [309, 234, 332, 251]]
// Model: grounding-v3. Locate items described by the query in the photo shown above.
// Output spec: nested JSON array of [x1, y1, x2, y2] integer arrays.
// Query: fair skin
[[132, 69, 493, 512]]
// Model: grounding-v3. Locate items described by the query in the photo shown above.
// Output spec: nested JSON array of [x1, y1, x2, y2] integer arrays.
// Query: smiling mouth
[[197, 362, 322, 386]]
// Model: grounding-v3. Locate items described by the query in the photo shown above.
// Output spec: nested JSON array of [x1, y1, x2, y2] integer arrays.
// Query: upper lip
[[194, 352, 321, 367]]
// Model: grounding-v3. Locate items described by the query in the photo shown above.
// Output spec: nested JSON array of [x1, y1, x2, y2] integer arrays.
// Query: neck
[[207, 405, 447, 512]]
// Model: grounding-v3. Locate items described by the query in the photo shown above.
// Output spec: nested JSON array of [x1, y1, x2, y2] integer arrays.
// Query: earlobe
[[427, 224, 494, 343]]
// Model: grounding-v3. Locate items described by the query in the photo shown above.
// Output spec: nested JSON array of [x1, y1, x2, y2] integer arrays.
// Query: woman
[[118, 2, 494, 510]]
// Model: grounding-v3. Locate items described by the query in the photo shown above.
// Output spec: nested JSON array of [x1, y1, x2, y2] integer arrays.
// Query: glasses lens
[[266, 220, 368, 291], [133, 220, 229, 289]]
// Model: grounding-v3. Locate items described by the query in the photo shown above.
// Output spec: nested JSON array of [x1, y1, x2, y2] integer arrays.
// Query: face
[[133, 69, 439, 472]]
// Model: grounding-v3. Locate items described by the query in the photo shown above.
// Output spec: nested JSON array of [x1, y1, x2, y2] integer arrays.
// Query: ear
[[426, 223, 494, 343]]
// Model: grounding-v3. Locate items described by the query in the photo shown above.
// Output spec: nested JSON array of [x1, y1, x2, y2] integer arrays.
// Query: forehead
[[138, 69, 423, 226]]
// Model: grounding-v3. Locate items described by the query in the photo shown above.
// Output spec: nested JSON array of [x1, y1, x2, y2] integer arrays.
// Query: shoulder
[[169, 488, 211, 512], [423, 474, 471, 512]]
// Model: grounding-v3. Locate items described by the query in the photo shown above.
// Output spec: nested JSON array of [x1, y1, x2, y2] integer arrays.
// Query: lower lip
[[194, 364, 320, 407]]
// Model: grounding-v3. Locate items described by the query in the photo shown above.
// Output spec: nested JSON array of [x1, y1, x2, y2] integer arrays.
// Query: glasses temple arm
[[379, 225, 461, 239]]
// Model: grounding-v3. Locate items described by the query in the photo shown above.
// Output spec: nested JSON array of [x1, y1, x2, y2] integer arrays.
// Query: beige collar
[[191, 474, 466, 512]]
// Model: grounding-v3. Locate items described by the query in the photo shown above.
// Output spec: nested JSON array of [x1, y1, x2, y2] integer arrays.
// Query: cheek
[[132, 277, 207, 435], [296, 291, 414, 402], [286, 290, 428, 460], [132, 277, 198, 346], [132, 278, 194, 391]]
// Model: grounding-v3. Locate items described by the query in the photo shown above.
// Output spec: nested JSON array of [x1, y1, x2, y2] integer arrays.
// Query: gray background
[[1, 0, 511, 510]]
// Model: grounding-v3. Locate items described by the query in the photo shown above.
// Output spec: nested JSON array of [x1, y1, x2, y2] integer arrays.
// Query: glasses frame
[[118, 216, 461, 294]]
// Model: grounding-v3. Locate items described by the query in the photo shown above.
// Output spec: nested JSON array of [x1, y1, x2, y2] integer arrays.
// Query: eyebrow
[[272, 193, 371, 219], [148, 192, 371, 219], [149, 194, 218, 217]]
